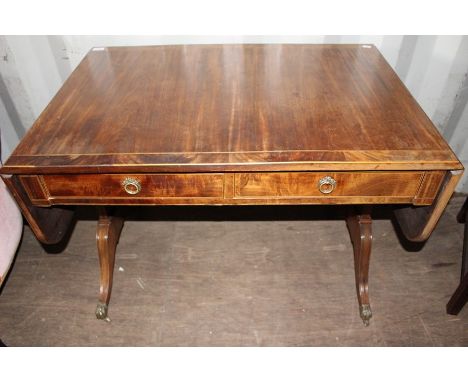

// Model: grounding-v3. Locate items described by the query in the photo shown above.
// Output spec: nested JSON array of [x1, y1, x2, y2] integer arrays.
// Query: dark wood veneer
[[16, 170, 444, 207], [0, 44, 461, 175]]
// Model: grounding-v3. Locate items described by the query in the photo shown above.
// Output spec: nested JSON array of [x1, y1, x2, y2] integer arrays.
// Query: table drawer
[[39, 173, 225, 200], [19, 171, 443, 206], [234, 172, 426, 200]]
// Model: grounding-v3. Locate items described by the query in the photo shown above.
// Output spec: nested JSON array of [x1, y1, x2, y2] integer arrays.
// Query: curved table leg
[[95, 207, 124, 320], [346, 207, 373, 326]]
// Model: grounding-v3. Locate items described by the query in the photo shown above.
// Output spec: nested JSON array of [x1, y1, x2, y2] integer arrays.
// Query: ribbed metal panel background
[[1, 35, 467, 191]]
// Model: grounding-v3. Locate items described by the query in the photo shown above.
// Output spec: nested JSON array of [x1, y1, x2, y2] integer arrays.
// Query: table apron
[[17, 170, 446, 207]]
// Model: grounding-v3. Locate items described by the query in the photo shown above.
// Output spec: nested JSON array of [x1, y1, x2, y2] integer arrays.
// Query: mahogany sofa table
[[0, 44, 463, 326]]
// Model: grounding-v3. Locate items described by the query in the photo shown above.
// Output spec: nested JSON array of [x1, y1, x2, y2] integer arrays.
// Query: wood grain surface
[[16, 170, 446, 207], [2, 176, 74, 244], [0, 44, 462, 174], [234, 171, 423, 198], [394, 169, 463, 241]]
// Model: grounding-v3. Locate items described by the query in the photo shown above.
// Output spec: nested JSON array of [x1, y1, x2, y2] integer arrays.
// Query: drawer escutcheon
[[318, 176, 337, 194], [122, 177, 142, 195]]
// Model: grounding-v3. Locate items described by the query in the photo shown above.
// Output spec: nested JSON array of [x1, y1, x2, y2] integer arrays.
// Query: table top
[[2, 44, 462, 174]]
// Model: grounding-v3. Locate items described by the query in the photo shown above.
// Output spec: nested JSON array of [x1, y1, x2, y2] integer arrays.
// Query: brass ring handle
[[122, 177, 141, 195], [318, 176, 336, 194]]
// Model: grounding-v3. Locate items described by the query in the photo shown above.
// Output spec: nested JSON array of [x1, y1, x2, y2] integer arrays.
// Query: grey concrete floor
[[0, 197, 467, 346]]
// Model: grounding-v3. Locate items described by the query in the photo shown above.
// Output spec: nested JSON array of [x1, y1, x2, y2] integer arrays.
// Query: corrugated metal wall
[[1, 35, 467, 191]]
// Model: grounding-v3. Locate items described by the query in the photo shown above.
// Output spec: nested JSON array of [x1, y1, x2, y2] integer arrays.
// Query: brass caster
[[359, 304, 372, 326], [95, 302, 109, 320]]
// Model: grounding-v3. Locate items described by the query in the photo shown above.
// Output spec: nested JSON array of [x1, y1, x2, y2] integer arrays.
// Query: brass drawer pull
[[318, 176, 336, 194], [122, 177, 141, 195]]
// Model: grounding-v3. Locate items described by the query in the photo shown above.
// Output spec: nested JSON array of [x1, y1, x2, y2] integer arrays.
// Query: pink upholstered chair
[[0, 136, 23, 287]]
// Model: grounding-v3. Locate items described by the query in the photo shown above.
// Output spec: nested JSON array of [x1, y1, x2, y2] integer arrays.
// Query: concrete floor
[[0, 197, 467, 346]]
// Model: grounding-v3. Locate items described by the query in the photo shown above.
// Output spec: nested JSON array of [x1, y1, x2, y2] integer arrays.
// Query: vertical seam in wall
[[0, 74, 26, 138], [443, 72, 468, 143]]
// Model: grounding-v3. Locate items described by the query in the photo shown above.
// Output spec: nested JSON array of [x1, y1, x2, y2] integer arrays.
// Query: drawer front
[[234, 172, 425, 199], [19, 171, 442, 206], [41, 173, 225, 200]]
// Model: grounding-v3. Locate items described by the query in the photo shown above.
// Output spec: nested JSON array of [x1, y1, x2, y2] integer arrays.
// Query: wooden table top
[[2, 44, 462, 174]]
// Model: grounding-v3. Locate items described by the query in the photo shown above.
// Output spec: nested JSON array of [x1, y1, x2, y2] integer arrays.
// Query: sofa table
[[0, 44, 463, 326]]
